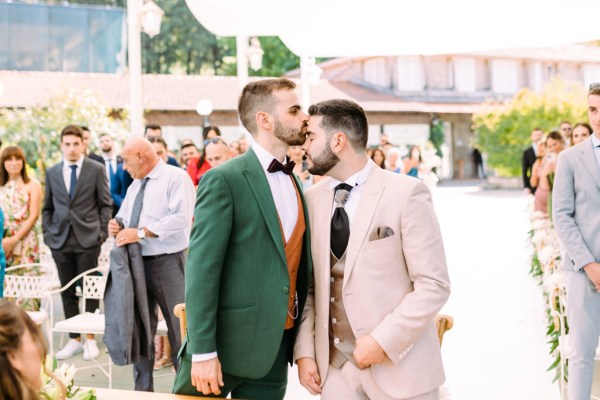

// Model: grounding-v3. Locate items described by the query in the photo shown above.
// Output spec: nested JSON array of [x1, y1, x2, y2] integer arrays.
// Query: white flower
[[532, 230, 549, 247], [544, 271, 565, 292], [538, 245, 557, 265], [54, 363, 76, 387]]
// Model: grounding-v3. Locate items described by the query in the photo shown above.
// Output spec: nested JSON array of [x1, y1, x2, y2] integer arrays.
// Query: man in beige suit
[[295, 99, 450, 400]]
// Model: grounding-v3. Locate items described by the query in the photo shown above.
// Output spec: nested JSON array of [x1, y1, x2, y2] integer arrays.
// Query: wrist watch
[[137, 228, 146, 240]]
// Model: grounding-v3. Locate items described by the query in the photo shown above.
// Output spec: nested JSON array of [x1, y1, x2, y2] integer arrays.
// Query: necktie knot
[[334, 183, 353, 208], [70, 164, 77, 171], [267, 159, 296, 175]]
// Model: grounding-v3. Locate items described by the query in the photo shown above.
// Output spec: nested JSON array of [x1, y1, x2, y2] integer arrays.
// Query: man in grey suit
[[42, 124, 112, 361], [553, 83, 600, 400]]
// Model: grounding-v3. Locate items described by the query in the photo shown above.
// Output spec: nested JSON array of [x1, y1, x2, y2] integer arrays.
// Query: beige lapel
[[343, 166, 384, 287], [310, 181, 335, 296]]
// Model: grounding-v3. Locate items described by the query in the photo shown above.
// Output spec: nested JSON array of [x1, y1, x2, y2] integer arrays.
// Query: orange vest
[[278, 178, 305, 329]]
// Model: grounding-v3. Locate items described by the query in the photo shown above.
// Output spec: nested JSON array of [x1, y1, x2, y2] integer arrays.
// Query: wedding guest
[[202, 126, 221, 142], [238, 136, 249, 154], [180, 142, 200, 169], [0, 211, 5, 298], [186, 149, 211, 186], [144, 125, 180, 167], [522, 128, 544, 194], [288, 145, 312, 188], [229, 141, 241, 158], [371, 148, 386, 169], [0, 299, 53, 400], [571, 122, 592, 146], [386, 147, 403, 173], [80, 126, 105, 165], [204, 138, 231, 168], [559, 120, 572, 145], [404, 145, 423, 178], [529, 142, 546, 192], [533, 131, 564, 214], [553, 83, 600, 400], [0, 146, 42, 267]]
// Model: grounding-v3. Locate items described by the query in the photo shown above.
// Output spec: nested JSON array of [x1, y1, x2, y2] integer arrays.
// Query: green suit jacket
[[181, 148, 312, 379]]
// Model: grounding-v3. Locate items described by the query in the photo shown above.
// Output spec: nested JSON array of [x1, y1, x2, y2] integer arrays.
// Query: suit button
[[334, 337, 340, 344], [282, 287, 289, 294], [330, 277, 334, 283], [332, 318, 337, 324], [330, 297, 335, 303]]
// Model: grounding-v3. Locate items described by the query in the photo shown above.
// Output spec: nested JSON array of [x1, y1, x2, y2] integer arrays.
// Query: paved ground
[[52, 181, 570, 399]]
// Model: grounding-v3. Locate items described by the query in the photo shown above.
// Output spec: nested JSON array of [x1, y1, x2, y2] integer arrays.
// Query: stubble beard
[[274, 119, 306, 147], [308, 145, 339, 176]]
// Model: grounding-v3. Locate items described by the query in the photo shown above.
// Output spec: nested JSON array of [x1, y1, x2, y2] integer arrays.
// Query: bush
[[472, 78, 587, 177]]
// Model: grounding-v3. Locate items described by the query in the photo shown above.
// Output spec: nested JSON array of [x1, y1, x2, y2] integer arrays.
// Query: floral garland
[[40, 357, 97, 400], [529, 210, 568, 384]]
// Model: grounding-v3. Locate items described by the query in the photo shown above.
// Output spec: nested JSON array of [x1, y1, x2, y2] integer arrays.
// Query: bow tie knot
[[267, 159, 295, 175]]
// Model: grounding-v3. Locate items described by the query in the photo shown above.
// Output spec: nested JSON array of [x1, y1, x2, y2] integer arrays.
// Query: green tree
[[472, 78, 587, 177], [0, 89, 129, 178]]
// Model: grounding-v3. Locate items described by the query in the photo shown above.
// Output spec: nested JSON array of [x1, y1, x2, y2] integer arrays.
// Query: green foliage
[[0, 89, 129, 178], [429, 119, 444, 157], [472, 78, 587, 177]]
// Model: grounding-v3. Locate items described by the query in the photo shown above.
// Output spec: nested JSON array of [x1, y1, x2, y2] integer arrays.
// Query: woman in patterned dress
[[0, 146, 42, 267]]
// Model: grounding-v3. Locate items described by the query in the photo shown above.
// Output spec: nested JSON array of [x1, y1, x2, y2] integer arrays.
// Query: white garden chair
[[3, 263, 56, 351], [50, 266, 113, 387]]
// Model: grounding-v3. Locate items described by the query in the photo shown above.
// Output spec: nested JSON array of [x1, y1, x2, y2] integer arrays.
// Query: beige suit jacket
[[294, 165, 450, 399]]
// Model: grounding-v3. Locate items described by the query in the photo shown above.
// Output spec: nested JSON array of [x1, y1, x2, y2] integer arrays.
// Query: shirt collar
[[252, 142, 285, 173], [63, 155, 84, 169], [143, 159, 165, 180], [592, 133, 600, 148], [329, 159, 374, 189]]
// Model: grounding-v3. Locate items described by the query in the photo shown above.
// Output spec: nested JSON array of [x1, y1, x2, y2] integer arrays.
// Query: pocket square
[[369, 226, 395, 241]]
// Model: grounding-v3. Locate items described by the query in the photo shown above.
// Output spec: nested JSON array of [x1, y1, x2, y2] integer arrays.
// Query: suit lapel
[[71, 158, 93, 203], [57, 162, 70, 200], [242, 149, 287, 265], [580, 140, 600, 191], [343, 166, 384, 287]]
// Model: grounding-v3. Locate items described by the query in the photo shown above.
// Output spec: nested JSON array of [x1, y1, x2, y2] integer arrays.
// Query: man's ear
[[330, 131, 347, 154], [255, 111, 272, 131]]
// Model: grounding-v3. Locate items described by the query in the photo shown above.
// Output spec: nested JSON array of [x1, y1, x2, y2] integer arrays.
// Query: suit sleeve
[[96, 166, 112, 241], [552, 152, 595, 271], [41, 170, 54, 235], [293, 275, 316, 362], [370, 181, 450, 364], [185, 169, 234, 354], [522, 149, 532, 190]]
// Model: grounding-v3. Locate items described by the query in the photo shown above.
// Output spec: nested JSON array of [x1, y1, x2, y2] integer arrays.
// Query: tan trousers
[[322, 362, 439, 400]]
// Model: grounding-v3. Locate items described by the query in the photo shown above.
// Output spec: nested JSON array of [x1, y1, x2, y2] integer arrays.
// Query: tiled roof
[[0, 70, 478, 114]]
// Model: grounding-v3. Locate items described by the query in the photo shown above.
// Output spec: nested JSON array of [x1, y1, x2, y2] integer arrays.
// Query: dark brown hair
[[238, 78, 296, 135], [0, 146, 30, 186], [308, 99, 369, 151], [60, 124, 84, 142]]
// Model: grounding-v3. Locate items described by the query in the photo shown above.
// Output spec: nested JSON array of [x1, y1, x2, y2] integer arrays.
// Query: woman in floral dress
[[0, 146, 42, 268]]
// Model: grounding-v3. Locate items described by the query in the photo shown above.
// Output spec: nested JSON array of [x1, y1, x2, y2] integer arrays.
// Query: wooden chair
[[173, 305, 454, 350], [434, 314, 454, 346], [174, 303, 186, 343]]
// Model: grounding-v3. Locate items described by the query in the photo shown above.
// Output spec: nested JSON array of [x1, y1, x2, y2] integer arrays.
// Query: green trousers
[[173, 331, 292, 400]]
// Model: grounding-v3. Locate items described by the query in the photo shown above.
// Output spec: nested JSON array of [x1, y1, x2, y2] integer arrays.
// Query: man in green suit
[[173, 78, 312, 399]]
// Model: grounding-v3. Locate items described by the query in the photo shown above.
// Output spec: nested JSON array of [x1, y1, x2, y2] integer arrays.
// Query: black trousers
[[134, 250, 186, 392], [51, 229, 101, 339]]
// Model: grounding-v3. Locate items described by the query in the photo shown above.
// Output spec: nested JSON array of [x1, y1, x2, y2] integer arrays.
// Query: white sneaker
[[83, 339, 100, 361], [56, 339, 83, 360]]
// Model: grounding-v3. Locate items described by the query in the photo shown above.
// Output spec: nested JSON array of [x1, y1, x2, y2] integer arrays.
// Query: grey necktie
[[129, 177, 149, 228]]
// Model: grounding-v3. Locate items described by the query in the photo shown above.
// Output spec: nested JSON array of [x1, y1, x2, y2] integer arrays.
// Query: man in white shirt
[[173, 78, 311, 400], [98, 132, 129, 216], [42, 125, 112, 361], [108, 137, 195, 391]]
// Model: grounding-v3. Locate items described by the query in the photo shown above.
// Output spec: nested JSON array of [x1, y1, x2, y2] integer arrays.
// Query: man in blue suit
[[99, 133, 130, 216]]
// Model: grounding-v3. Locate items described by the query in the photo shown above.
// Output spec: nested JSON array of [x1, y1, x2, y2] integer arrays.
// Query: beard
[[308, 145, 339, 176], [274, 119, 306, 146], [101, 146, 112, 153]]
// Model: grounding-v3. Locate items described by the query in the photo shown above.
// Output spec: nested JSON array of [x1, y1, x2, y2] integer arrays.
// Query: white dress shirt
[[102, 153, 118, 180], [116, 160, 195, 256], [62, 155, 84, 195], [252, 141, 298, 242], [329, 159, 374, 227], [192, 142, 300, 363]]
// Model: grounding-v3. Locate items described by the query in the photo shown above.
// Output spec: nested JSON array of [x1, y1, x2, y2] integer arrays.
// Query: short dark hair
[[238, 78, 296, 135], [589, 83, 600, 96], [308, 99, 368, 151], [546, 130, 564, 143], [61, 125, 84, 142], [147, 135, 168, 149], [98, 132, 111, 139], [180, 142, 197, 151], [145, 124, 162, 134], [80, 125, 90, 132]]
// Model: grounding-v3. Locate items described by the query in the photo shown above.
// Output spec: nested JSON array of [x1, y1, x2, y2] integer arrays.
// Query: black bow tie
[[267, 159, 295, 175]]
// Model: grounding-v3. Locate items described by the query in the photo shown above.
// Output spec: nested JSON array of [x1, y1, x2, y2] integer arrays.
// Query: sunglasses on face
[[204, 138, 226, 146]]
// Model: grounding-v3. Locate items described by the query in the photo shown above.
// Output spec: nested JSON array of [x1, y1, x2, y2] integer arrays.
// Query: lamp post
[[127, 0, 164, 136], [196, 99, 214, 130]]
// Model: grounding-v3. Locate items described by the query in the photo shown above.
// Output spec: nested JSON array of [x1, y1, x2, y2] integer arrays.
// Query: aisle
[[435, 185, 559, 400]]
